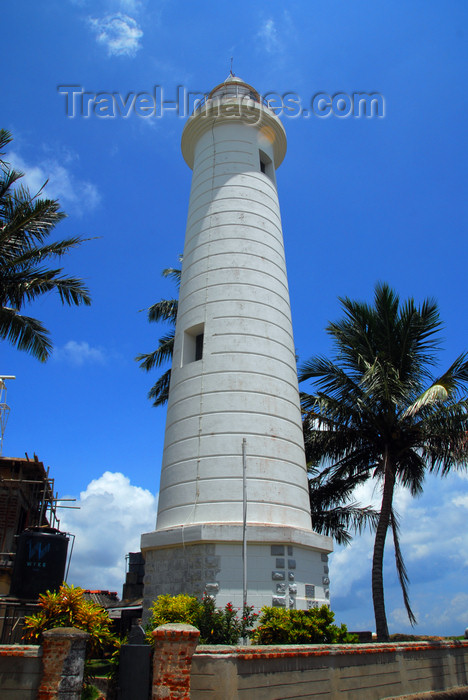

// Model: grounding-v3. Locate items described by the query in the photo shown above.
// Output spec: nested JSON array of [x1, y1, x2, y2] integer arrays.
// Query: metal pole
[[38, 479, 47, 526], [242, 438, 247, 613], [65, 533, 75, 582]]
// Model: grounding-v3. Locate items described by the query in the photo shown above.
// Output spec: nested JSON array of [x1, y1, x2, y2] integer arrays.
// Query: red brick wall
[[152, 623, 200, 699]]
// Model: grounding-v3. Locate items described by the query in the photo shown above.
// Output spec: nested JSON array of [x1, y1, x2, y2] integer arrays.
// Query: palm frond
[[148, 369, 172, 407], [135, 331, 175, 372], [0, 168, 24, 201], [311, 504, 379, 546], [146, 299, 178, 324], [161, 265, 181, 287], [308, 464, 379, 545], [402, 354, 468, 419], [9, 236, 93, 264], [0, 129, 13, 166], [1, 269, 91, 309], [299, 356, 364, 405], [403, 384, 448, 418], [1, 196, 67, 248], [0, 307, 52, 362], [137, 260, 181, 406], [0, 130, 92, 360], [420, 400, 468, 474], [390, 511, 417, 626]]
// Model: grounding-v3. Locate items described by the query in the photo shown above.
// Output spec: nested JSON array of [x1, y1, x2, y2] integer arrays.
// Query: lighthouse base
[[140, 524, 332, 622]]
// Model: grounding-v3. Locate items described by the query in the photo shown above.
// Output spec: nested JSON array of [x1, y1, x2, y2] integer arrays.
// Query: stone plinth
[[142, 524, 332, 621]]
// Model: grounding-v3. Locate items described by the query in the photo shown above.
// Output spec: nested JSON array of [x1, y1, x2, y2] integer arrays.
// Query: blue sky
[[2, 1, 467, 635]]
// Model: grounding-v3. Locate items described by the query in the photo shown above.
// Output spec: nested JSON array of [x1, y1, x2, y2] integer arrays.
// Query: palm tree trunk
[[372, 449, 395, 642]]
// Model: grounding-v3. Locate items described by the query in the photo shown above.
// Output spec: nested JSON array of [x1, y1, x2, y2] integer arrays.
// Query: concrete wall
[[0, 628, 89, 700], [0, 644, 42, 700], [190, 641, 468, 700]]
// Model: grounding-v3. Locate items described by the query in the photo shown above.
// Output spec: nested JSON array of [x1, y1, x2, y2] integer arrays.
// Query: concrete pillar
[[151, 623, 200, 699], [38, 627, 89, 700]]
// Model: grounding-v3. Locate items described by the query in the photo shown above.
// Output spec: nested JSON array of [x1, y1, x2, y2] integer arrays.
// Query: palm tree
[[135, 264, 180, 406], [299, 283, 468, 641], [0, 128, 91, 361]]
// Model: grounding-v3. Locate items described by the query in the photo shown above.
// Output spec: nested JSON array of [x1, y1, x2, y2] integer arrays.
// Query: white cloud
[[390, 605, 420, 630], [255, 11, 296, 66], [88, 13, 143, 56], [329, 529, 374, 599], [70, 0, 144, 10], [257, 18, 280, 54], [420, 593, 468, 631], [53, 341, 106, 366], [9, 152, 101, 215], [453, 493, 468, 508], [119, 0, 142, 13], [329, 471, 468, 635], [59, 472, 158, 592]]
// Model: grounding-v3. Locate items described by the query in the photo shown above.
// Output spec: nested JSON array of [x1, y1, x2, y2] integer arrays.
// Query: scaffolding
[[0, 376, 15, 457], [0, 455, 70, 591]]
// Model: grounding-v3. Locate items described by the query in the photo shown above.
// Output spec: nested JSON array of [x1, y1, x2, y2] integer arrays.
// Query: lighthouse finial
[[230, 56, 234, 77]]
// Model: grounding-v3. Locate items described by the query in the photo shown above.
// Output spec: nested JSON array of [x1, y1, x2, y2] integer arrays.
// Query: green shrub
[[146, 593, 257, 645], [22, 583, 118, 659], [146, 593, 201, 633], [86, 658, 113, 677], [81, 684, 102, 700], [251, 605, 358, 645]]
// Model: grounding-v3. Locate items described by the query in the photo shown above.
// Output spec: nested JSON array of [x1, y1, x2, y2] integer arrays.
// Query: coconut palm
[[135, 264, 180, 406], [0, 128, 91, 361], [299, 283, 468, 641]]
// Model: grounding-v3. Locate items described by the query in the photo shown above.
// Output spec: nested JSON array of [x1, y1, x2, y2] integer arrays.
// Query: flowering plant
[[146, 593, 258, 645], [197, 595, 258, 644]]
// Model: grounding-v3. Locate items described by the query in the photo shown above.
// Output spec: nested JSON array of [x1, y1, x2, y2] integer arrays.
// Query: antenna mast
[[0, 376, 15, 456]]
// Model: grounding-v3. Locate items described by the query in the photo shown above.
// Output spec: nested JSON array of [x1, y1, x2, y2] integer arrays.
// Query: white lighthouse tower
[[141, 75, 332, 614]]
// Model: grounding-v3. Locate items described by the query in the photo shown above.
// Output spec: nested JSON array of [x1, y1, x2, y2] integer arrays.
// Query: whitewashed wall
[[157, 107, 311, 532]]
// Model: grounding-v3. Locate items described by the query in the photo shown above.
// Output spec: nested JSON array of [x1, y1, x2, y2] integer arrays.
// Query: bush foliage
[[148, 593, 201, 628], [147, 593, 257, 645], [251, 605, 358, 645], [22, 583, 118, 658]]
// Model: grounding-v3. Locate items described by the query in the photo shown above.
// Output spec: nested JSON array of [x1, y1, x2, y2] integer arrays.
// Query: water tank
[[10, 527, 69, 599]]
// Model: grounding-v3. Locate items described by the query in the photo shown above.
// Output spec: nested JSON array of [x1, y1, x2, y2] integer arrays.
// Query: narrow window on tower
[[259, 150, 275, 183], [182, 323, 205, 366], [195, 332, 204, 361]]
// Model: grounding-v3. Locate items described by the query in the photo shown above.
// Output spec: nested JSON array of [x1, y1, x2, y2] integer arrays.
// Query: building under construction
[[0, 454, 72, 642], [0, 455, 62, 595]]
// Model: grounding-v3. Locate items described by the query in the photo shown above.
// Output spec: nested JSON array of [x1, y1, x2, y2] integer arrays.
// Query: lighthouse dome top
[[181, 74, 287, 169], [208, 74, 262, 104]]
